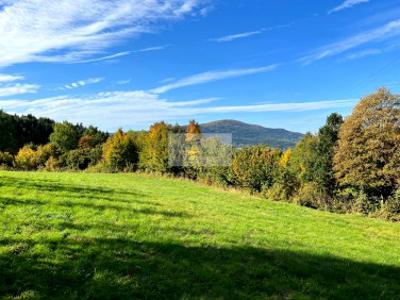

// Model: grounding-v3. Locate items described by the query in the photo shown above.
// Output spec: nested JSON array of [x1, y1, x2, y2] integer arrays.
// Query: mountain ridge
[[198, 119, 303, 149]]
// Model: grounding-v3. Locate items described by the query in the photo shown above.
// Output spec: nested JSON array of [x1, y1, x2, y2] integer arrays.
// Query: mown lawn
[[0, 171, 399, 299]]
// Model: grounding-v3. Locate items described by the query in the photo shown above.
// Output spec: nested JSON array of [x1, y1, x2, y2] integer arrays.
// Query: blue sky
[[0, 0, 399, 133]]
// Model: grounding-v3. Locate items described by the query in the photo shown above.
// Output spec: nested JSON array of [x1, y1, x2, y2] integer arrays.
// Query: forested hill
[[199, 120, 304, 148]]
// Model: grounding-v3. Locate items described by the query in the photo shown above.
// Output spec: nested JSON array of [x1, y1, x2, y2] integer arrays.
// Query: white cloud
[[159, 77, 176, 83], [116, 79, 132, 85], [0, 89, 356, 129], [75, 52, 132, 64], [0, 74, 24, 82], [0, 0, 209, 67], [343, 48, 382, 60], [151, 65, 278, 94], [75, 45, 170, 63], [63, 78, 104, 90], [134, 45, 171, 53], [300, 19, 400, 64], [0, 83, 39, 97], [197, 99, 356, 113], [210, 29, 265, 43], [328, 0, 369, 14], [210, 24, 292, 43]]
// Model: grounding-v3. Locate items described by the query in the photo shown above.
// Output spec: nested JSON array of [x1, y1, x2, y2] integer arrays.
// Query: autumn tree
[[80, 126, 108, 148], [102, 129, 138, 171], [186, 120, 201, 142], [139, 122, 169, 173], [334, 88, 400, 197], [184, 120, 202, 177]]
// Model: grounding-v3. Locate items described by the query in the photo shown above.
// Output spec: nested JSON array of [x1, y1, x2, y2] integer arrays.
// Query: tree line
[[0, 88, 399, 220]]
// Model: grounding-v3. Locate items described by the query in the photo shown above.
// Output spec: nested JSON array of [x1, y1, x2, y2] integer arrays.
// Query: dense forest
[[0, 88, 399, 220]]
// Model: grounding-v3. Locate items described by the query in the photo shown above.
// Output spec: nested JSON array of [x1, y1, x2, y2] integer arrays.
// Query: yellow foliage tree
[[139, 122, 169, 173], [279, 148, 292, 168], [334, 88, 400, 196], [102, 129, 138, 171], [14, 145, 38, 170]]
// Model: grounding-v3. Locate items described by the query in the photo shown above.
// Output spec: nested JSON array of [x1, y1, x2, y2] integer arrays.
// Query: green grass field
[[0, 171, 399, 299]]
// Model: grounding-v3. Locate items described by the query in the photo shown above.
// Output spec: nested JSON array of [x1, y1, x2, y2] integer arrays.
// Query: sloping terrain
[[0, 171, 399, 299]]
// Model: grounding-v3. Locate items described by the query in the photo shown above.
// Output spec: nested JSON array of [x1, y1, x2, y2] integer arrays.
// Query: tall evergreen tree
[[315, 113, 344, 196]]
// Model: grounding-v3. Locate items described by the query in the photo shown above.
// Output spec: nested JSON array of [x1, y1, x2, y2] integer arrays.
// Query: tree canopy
[[334, 88, 400, 197]]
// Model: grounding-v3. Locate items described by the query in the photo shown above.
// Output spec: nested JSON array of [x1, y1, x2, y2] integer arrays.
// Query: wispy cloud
[[328, 0, 370, 14], [0, 74, 24, 82], [197, 99, 356, 113], [0, 90, 356, 129], [343, 48, 382, 60], [151, 65, 278, 94], [116, 79, 132, 85], [63, 78, 104, 90], [300, 19, 400, 64], [159, 77, 176, 84], [210, 29, 265, 43], [76, 45, 170, 64], [0, 83, 39, 97], [210, 23, 292, 43], [0, 0, 209, 67], [76, 52, 131, 64], [133, 45, 171, 53]]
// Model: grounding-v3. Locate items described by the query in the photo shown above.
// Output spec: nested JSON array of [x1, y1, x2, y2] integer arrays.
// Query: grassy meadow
[[0, 171, 399, 299]]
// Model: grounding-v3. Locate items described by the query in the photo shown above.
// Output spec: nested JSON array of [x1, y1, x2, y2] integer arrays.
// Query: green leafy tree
[[289, 133, 319, 184], [50, 121, 80, 152], [231, 145, 280, 192]]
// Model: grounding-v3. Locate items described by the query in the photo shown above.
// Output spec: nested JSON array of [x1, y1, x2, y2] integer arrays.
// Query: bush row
[[0, 88, 399, 220]]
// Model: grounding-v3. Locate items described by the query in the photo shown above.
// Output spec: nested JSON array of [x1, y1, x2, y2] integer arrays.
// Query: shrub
[[293, 182, 329, 209], [329, 188, 357, 213], [351, 191, 380, 215], [377, 188, 400, 221], [0, 151, 14, 167], [198, 166, 232, 187], [14, 145, 38, 170], [264, 183, 288, 202], [231, 146, 280, 193], [14, 144, 54, 170], [44, 156, 59, 171], [36, 144, 56, 165], [63, 149, 91, 170]]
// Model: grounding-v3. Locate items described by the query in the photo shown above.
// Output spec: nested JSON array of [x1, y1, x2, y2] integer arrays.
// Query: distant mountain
[[199, 120, 304, 149]]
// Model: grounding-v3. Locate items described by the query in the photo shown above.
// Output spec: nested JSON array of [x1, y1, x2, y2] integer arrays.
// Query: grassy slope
[[0, 171, 399, 299]]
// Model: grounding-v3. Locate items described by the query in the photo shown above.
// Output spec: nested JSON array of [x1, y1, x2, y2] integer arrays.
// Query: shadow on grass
[[0, 175, 167, 208], [0, 236, 399, 299], [0, 196, 189, 218], [0, 176, 144, 199]]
